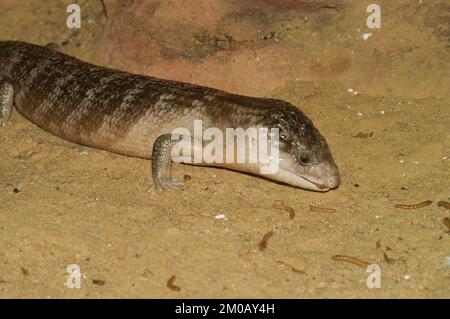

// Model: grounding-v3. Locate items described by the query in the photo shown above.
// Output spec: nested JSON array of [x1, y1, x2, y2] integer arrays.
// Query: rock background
[[0, 0, 449, 298], [98, 0, 450, 99]]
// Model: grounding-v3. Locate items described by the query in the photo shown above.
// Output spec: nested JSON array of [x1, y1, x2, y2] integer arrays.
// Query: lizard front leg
[[0, 80, 14, 127], [151, 134, 189, 191]]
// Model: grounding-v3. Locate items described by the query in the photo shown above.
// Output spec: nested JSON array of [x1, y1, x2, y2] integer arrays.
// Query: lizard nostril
[[328, 174, 340, 189]]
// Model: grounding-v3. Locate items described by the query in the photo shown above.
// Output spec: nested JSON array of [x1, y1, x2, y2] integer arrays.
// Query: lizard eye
[[297, 153, 311, 165]]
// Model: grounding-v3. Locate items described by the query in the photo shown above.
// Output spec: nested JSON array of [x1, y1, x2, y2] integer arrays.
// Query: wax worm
[[332, 255, 371, 268], [437, 201, 450, 211], [443, 217, 450, 232], [259, 231, 274, 251], [352, 132, 373, 138], [167, 275, 181, 291], [21, 267, 29, 276], [92, 279, 106, 286], [273, 202, 296, 219], [375, 240, 382, 249], [394, 200, 432, 209], [276, 261, 306, 274], [309, 205, 336, 213], [383, 252, 396, 265]]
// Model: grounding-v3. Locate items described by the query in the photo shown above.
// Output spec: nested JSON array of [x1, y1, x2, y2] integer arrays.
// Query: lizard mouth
[[273, 152, 340, 191], [273, 166, 331, 191], [288, 170, 330, 192]]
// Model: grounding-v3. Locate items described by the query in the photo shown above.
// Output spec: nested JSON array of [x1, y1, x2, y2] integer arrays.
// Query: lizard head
[[261, 102, 340, 191]]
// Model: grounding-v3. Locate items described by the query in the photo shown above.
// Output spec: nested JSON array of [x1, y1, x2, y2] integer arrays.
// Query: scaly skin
[[0, 41, 340, 191]]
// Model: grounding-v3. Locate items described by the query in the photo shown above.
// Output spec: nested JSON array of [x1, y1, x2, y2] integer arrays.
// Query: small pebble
[[362, 32, 372, 40], [442, 257, 450, 269]]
